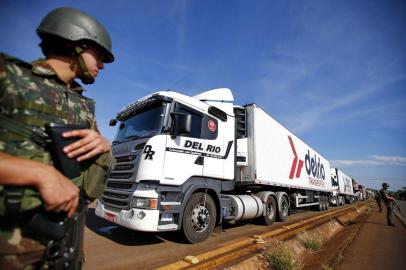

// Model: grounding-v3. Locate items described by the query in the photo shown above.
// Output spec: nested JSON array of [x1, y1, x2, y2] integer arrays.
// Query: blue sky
[[1, 0, 405, 191]]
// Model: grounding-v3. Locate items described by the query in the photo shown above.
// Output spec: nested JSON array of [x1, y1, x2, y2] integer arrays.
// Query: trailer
[[358, 185, 366, 201], [95, 88, 332, 243], [330, 168, 355, 205], [366, 189, 375, 199]]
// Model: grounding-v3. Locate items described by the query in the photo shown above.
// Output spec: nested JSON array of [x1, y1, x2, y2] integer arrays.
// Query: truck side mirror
[[171, 112, 192, 138], [109, 119, 117, 126]]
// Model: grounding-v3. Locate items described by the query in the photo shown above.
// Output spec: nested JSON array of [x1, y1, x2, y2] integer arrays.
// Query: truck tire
[[322, 196, 326, 211], [181, 192, 216, 243], [277, 195, 289, 222], [318, 197, 324, 211], [263, 196, 277, 225]]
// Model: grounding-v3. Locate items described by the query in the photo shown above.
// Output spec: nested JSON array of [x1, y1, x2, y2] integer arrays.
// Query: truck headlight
[[132, 197, 158, 209]]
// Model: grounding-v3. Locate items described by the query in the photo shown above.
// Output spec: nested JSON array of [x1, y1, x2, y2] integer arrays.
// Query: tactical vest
[[0, 53, 110, 215]]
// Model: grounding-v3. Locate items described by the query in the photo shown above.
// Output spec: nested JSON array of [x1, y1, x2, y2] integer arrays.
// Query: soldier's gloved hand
[[62, 129, 111, 162], [36, 163, 80, 218]]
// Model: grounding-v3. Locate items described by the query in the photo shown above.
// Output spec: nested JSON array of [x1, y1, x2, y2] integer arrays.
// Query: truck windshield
[[113, 101, 166, 144]]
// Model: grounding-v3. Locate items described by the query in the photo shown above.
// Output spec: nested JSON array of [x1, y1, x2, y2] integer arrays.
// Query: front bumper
[[95, 199, 178, 232]]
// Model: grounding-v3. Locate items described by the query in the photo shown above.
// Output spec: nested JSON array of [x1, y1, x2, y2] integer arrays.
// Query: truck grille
[[115, 155, 136, 162], [101, 189, 133, 210], [106, 181, 134, 189], [101, 142, 145, 212], [102, 153, 138, 210], [103, 198, 127, 207], [104, 191, 128, 199], [114, 164, 135, 170], [109, 173, 133, 179]]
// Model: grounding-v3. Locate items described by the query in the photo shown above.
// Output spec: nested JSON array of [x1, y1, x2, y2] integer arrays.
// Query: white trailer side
[[242, 104, 332, 193], [331, 168, 355, 204]]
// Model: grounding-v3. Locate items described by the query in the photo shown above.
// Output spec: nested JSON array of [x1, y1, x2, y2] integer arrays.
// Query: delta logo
[[288, 136, 325, 181]]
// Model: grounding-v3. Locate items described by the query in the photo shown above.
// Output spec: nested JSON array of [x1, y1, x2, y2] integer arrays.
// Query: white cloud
[[256, 58, 406, 133], [332, 155, 406, 167], [371, 155, 406, 165]]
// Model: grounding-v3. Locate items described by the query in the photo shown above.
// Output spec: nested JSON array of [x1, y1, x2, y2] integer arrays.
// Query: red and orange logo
[[208, 120, 216, 132]]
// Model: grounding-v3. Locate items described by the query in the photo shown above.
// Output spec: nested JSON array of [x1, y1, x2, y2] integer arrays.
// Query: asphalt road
[[83, 204, 337, 269]]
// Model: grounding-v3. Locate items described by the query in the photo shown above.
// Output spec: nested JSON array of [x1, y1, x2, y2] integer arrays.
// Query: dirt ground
[[83, 204, 323, 269], [301, 201, 406, 270], [83, 201, 405, 270], [335, 204, 406, 270]]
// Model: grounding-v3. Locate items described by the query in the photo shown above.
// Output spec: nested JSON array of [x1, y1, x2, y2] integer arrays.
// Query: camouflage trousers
[[0, 226, 45, 270], [386, 203, 394, 225]]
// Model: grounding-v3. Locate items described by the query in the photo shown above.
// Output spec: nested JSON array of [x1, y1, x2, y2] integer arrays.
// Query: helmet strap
[[75, 46, 95, 84]]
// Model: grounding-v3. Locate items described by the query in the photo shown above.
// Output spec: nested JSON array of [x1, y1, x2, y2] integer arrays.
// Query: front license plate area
[[104, 212, 116, 223]]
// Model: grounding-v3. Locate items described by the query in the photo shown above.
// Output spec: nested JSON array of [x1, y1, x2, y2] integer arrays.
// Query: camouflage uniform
[[375, 191, 382, 212], [0, 53, 105, 269], [379, 188, 394, 226]]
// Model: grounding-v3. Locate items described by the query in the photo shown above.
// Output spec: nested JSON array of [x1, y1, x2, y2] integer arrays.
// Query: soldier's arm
[[0, 151, 79, 217]]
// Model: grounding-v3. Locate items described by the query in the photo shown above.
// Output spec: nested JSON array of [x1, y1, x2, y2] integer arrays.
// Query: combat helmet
[[36, 7, 114, 63], [382, 182, 389, 188]]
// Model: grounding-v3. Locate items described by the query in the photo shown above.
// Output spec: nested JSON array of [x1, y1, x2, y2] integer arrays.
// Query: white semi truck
[[95, 88, 332, 243], [330, 168, 355, 205]]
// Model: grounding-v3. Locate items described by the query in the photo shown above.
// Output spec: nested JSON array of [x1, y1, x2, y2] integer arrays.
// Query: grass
[[299, 231, 323, 251], [347, 220, 358, 225], [321, 265, 333, 270], [364, 206, 373, 216], [262, 241, 300, 270]]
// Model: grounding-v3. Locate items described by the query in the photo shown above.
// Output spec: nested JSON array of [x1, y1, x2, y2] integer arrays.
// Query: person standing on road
[[0, 7, 114, 269], [379, 182, 396, 226], [375, 190, 382, 212]]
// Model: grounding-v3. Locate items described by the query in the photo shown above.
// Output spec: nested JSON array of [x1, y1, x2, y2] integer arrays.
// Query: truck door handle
[[195, 156, 204, 165]]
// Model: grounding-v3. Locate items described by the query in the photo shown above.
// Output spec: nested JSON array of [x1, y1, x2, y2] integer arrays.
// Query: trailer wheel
[[318, 197, 324, 212], [277, 196, 289, 222], [181, 192, 216, 243], [263, 196, 277, 225], [321, 196, 326, 211]]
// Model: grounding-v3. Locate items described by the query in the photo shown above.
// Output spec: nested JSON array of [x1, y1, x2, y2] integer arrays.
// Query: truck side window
[[175, 104, 203, 139]]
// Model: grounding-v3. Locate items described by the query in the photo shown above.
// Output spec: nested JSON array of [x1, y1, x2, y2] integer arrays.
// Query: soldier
[[375, 190, 382, 212], [0, 7, 114, 269], [379, 182, 396, 226]]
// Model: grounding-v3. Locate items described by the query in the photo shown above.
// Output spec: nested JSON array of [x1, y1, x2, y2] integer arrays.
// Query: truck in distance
[[95, 88, 332, 243], [330, 168, 356, 205]]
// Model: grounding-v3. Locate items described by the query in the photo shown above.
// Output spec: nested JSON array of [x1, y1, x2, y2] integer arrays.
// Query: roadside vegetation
[[393, 187, 406, 200], [262, 241, 301, 270], [364, 201, 374, 216], [364, 205, 373, 216], [298, 231, 323, 251]]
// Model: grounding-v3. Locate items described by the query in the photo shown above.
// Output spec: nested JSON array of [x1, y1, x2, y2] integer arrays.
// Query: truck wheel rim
[[266, 202, 275, 217], [281, 201, 288, 215], [191, 204, 210, 231]]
